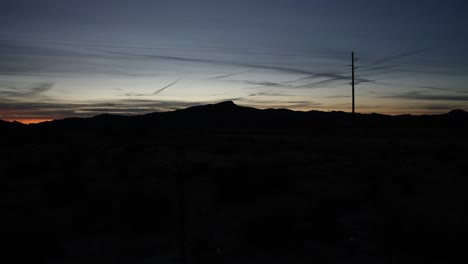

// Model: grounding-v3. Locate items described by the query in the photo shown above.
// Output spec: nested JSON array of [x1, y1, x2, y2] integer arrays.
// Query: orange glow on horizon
[[4, 118, 53, 124]]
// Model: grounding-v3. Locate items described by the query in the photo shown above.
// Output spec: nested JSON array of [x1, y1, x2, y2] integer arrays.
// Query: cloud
[[326, 95, 350, 99], [286, 71, 377, 89], [0, 98, 209, 120], [360, 65, 397, 73], [236, 97, 321, 110], [416, 86, 457, 91], [0, 82, 54, 98], [99, 49, 338, 78], [355, 49, 468, 83], [0, 39, 61, 55], [381, 91, 468, 101], [0, 40, 349, 84], [294, 77, 347, 88], [248, 92, 292, 97], [0, 40, 358, 89], [0, 80, 195, 120], [245, 81, 291, 87], [365, 81, 462, 93], [0, 40, 169, 78], [289, 73, 346, 82], [418, 104, 464, 111]]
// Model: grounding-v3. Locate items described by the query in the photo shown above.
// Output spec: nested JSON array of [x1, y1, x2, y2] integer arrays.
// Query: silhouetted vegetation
[[1, 102, 468, 263]]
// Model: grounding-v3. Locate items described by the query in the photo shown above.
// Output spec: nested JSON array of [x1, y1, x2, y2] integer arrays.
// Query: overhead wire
[[1, 37, 467, 94], [0, 38, 347, 60]]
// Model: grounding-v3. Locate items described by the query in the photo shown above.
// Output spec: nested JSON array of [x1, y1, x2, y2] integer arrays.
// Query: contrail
[[212, 70, 249, 79], [150, 79, 178, 95], [125, 80, 178, 97], [370, 49, 427, 65]]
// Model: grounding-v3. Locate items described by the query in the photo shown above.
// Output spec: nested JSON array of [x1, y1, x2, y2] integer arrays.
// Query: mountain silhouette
[[1, 101, 467, 136], [447, 109, 468, 117]]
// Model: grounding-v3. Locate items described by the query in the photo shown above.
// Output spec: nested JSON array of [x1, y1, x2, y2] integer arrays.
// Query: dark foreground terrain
[[2, 102, 468, 263]]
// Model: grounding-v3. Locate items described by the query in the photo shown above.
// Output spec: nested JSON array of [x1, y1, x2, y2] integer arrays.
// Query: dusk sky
[[1, 0, 468, 123]]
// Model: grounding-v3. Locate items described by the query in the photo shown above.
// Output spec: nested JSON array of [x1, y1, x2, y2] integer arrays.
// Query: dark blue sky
[[1, 0, 468, 122]]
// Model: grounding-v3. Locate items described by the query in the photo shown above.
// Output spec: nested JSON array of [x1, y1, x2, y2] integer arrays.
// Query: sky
[[1, 0, 468, 123]]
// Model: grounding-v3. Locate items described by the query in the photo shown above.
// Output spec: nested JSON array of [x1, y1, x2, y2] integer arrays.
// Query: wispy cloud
[[0, 82, 54, 98], [245, 81, 292, 88], [248, 92, 292, 97], [419, 104, 465, 111], [0, 41, 155, 78], [0, 98, 209, 120], [294, 77, 347, 88], [326, 95, 351, 99], [0, 40, 349, 84], [285, 71, 378, 89], [362, 80, 464, 93], [381, 91, 468, 101], [236, 97, 321, 110], [99, 49, 338, 78], [359, 65, 398, 73]]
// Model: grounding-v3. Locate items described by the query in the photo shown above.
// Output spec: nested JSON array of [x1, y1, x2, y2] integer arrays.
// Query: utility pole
[[350, 52, 359, 113]]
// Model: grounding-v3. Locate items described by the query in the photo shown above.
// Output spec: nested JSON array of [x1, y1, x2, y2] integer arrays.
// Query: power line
[[2, 38, 467, 73], [0, 50, 345, 69], [0, 34, 349, 55], [0, 38, 347, 60], [1, 39, 466, 92], [359, 58, 468, 70], [4, 35, 468, 63], [2, 37, 468, 68]]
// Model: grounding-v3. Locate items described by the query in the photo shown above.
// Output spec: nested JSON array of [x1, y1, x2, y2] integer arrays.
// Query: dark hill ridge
[[448, 109, 468, 117], [0, 119, 26, 128], [1, 101, 467, 135], [2, 101, 468, 263]]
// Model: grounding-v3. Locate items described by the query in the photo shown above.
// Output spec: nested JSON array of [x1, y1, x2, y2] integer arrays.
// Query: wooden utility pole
[[350, 52, 359, 113]]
